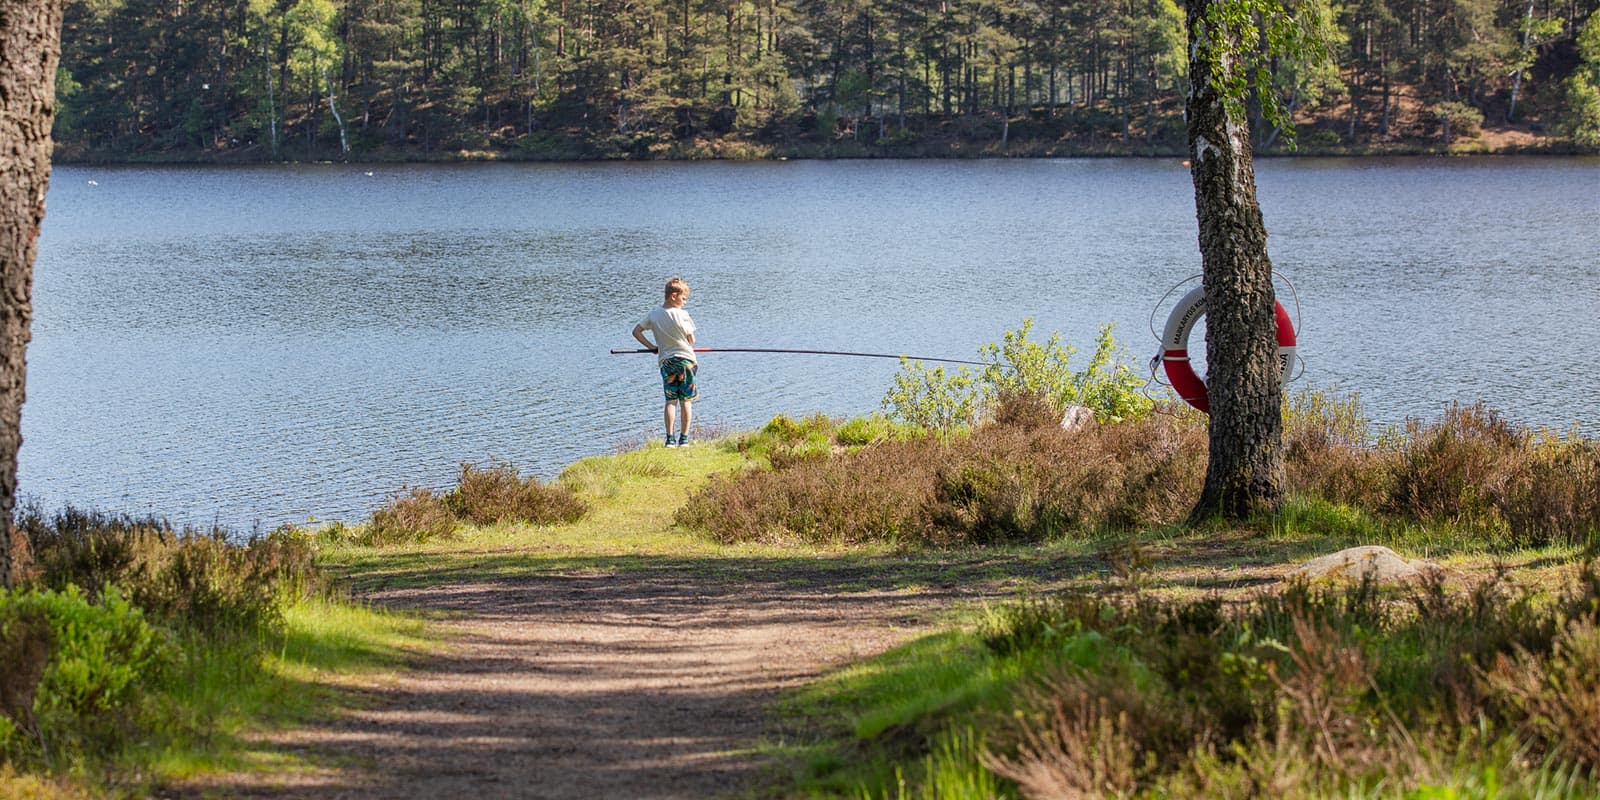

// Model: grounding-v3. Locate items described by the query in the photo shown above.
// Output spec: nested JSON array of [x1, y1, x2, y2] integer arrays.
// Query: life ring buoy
[[1159, 287, 1297, 414]]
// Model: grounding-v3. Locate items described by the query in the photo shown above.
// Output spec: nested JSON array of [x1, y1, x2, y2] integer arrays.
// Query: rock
[[1287, 545, 1442, 584], [1060, 405, 1096, 431]]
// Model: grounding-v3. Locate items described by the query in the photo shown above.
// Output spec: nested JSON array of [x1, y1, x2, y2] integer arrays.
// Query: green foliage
[[882, 320, 1152, 436], [1197, 0, 1339, 147], [882, 363, 979, 436], [1558, 13, 1600, 147], [47, 0, 1600, 161], [834, 414, 918, 448], [0, 586, 174, 763], [1430, 100, 1486, 141]]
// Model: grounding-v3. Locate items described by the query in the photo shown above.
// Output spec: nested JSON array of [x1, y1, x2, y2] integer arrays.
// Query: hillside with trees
[[53, 0, 1600, 161]]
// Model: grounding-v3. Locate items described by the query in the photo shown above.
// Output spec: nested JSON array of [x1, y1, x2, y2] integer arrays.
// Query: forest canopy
[[54, 0, 1600, 160]]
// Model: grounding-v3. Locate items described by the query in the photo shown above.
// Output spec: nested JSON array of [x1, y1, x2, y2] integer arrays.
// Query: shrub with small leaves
[[446, 462, 588, 527], [882, 320, 1152, 436], [364, 487, 459, 545], [1, 585, 174, 762]]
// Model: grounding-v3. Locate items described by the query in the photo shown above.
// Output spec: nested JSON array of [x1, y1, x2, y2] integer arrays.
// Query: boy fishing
[[632, 276, 697, 447]]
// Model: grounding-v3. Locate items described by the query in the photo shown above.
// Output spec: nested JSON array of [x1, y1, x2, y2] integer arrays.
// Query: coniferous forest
[[55, 0, 1600, 161]]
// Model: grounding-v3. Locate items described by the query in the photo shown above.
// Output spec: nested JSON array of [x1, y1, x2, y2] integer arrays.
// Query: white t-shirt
[[639, 306, 696, 363]]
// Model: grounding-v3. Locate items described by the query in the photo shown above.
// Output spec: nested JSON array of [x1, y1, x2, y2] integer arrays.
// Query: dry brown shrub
[[1387, 403, 1527, 527], [928, 413, 1206, 542], [678, 412, 1207, 546], [366, 487, 458, 545], [1481, 619, 1600, 768], [1495, 434, 1600, 545], [986, 682, 1142, 799], [1267, 615, 1402, 775], [1373, 404, 1600, 545], [17, 507, 170, 600], [676, 438, 941, 545], [990, 389, 1064, 431], [987, 669, 1198, 799], [447, 462, 588, 526]]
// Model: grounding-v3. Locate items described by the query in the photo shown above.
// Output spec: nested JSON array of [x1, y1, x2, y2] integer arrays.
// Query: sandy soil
[[173, 559, 1004, 799]]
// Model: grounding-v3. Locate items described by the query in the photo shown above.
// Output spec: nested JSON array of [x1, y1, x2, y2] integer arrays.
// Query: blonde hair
[[664, 276, 690, 301]]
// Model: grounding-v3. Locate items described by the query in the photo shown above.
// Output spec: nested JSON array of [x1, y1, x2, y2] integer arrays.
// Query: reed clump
[[680, 392, 1600, 548], [362, 462, 588, 545]]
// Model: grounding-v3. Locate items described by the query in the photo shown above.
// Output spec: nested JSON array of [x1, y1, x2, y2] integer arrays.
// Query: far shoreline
[[51, 136, 1598, 167]]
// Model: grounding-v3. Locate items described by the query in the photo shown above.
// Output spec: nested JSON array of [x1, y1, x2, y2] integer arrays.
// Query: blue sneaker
[[664, 434, 678, 448], [677, 433, 691, 447]]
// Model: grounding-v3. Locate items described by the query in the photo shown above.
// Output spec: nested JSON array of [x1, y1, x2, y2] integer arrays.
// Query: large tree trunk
[[1185, 0, 1285, 521], [1, 0, 64, 589]]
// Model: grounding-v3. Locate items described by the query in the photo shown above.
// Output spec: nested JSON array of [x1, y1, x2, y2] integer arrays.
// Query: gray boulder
[[1287, 545, 1442, 584]]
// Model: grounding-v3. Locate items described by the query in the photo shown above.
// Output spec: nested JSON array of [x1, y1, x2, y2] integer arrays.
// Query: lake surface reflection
[[25, 157, 1600, 529]]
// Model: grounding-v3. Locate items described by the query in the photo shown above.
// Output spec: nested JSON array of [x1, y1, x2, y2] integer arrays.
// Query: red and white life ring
[[1158, 287, 1297, 414]]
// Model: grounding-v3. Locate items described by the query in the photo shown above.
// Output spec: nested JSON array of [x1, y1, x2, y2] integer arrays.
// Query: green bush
[[0, 585, 174, 763], [882, 320, 1152, 436], [834, 414, 918, 448]]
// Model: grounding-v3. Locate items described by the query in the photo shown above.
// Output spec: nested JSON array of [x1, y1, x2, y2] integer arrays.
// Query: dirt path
[[182, 559, 1004, 799]]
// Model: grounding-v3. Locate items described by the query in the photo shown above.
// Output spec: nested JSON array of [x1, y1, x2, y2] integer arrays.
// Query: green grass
[[129, 595, 435, 781]]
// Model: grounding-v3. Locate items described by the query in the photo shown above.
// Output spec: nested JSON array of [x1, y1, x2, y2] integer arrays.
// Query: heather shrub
[[20, 509, 321, 638], [927, 412, 1206, 543], [125, 530, 296, 637], [17, 506, 171, 601], [1281, 388, 1390, 509], [972, 566, 1600, 798], [364, 487, 459, 545], [1387, 403, 1524, 531], [679, 411, 1207, 546], [677, 437, 941, 545], [1495, 430, 1600, 545], [1482, 618, 1600, 769], [1379, 404, 1600, 546], [445, 462, 588, 526]]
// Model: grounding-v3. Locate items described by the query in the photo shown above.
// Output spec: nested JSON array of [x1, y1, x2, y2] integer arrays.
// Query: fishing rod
[[608, 346, 988, 367]]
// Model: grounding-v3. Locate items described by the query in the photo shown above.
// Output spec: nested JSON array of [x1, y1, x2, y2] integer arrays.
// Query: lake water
[[24, 157, 1600, 530]]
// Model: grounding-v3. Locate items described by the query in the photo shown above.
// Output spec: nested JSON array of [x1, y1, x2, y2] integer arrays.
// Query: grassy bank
[[0, 515, 435, 799], [6, 381, 1598, 797], [316, 390, 1597, 798]]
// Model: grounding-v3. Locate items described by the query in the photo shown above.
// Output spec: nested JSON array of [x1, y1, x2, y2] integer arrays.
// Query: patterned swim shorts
[[660, 356, 698, 401]]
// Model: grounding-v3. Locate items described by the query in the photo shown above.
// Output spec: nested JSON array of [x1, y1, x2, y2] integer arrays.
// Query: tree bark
[[1, 0, 64, 588], [1184, 0, 1285, 521]]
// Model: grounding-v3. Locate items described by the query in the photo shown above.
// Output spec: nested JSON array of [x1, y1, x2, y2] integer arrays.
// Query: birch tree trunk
[[1185, 0, 1286, 521], [1, 0, 65, 588]]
